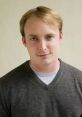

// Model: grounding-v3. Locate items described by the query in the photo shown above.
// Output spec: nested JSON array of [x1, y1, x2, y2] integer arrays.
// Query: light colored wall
[[0, 0, 82, 77]]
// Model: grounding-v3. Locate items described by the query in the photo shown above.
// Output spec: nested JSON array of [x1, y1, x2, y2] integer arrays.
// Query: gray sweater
[[0, 59, 82, 117]]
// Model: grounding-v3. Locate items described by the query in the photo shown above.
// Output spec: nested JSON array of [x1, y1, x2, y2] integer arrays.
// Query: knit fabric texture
[[0, 59, 82, 117]]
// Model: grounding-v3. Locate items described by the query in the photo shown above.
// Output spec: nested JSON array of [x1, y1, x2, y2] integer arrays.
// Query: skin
[[22, 16, 63, 73]]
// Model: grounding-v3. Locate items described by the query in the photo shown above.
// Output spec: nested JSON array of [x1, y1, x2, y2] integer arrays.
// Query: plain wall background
[[0, 0, 82, 77]]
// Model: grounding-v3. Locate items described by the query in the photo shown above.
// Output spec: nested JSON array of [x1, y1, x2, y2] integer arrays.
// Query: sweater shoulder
[[0, 61, 30, 83], [62, 60, 82, 75], [60, 60, 82, 82]]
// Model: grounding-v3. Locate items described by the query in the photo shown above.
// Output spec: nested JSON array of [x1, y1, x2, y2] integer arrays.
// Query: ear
[[22, 37, 27, 47], [59, 32, 63, 40]]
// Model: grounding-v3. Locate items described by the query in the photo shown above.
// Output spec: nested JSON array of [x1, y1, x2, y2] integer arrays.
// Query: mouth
[[38, 53, 50, 58]]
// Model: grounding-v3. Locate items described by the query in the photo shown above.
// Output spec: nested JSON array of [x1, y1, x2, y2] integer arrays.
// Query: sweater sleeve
[[0, 78, 10, 117]]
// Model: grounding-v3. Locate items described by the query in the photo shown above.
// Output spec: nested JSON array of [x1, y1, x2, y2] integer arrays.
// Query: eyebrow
[[28, 33, 55, 37], [28, 34, 38, 37]]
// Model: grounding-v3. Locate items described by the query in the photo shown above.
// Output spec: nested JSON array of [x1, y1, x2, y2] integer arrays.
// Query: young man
[[0, 6, 82, 117]]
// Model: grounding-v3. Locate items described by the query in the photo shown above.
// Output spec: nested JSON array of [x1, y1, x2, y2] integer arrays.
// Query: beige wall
[[0, 0, 82, 77]]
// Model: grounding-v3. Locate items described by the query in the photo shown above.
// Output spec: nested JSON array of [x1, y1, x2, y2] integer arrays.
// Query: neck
[[30, 59, 60, 73]]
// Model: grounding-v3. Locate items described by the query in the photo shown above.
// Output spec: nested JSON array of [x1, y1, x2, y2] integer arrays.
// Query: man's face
[[22, 16, 63, 66]]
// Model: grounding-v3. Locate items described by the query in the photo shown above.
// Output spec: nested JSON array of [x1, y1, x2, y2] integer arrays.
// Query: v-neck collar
[[25, 59, 65, 89]]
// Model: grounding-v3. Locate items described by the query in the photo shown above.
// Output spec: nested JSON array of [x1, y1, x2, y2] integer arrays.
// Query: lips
[[40, 54, 48, 56], [38, 53, 48, 55], [38, 54, 50, 58]]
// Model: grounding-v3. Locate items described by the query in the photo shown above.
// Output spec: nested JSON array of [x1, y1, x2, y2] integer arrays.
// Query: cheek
[[27, 45, 37, 54], [49, 41, 60, 51]]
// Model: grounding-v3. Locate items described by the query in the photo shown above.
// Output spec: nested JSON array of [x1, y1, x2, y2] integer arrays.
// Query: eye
[[30, 36, 38, 41], [46, 34, 55, 41]]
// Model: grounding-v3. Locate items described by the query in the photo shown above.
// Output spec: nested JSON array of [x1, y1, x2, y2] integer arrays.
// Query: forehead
[[26, 15, 58, 26], [24, 16, 59, 34]]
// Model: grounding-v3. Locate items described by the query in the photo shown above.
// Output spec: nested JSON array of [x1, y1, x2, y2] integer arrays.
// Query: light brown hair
[[20, 6, 63, 37]]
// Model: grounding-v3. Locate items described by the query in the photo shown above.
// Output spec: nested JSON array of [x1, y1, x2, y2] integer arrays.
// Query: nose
[[38, 40, 47, 51]]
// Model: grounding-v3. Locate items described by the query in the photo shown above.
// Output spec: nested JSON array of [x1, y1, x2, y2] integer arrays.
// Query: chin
[[41, 59, 53, 66]]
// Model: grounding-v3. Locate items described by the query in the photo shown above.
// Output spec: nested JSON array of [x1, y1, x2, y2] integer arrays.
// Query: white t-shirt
[[30, 64, 58, 85], [34, 70, 58, 85]]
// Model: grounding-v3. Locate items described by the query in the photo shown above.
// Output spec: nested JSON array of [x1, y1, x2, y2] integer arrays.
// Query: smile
[[38, 54, 50, 58]]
